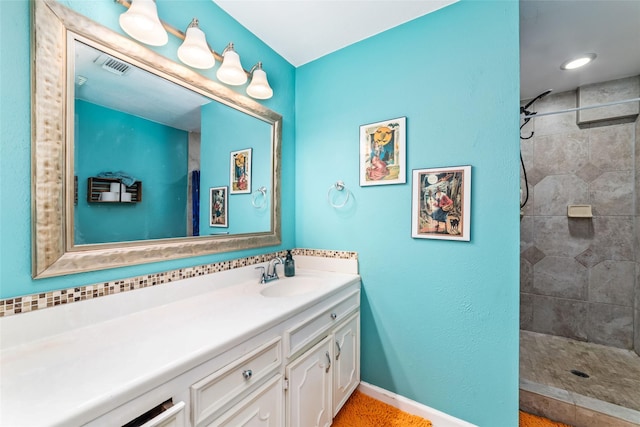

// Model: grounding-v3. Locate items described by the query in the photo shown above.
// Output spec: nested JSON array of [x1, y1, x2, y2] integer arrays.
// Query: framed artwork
[[411, 165, 471, 241], [359, 117, 406, 186], [209, 186, 228, 227], [230, 148, 252, 194]]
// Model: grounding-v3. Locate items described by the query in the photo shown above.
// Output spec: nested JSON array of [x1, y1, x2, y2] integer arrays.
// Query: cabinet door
[[332, 312, 360, 416], [207, 375, 283, 427], [285, 335, 332, 427]]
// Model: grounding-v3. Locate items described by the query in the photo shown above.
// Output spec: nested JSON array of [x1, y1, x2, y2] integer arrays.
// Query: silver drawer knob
[[242, 369, 253, 380], [330, 312, 337, 320]]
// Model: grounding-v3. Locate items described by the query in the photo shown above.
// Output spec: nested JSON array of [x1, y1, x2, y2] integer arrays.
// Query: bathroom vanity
[[0, 265, 360, 426]]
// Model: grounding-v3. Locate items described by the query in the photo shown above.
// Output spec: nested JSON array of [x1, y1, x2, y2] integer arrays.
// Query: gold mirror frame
[[31, 0, 282, 278]]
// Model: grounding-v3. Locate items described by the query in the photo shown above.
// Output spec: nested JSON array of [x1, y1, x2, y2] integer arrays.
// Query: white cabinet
[[83, 281, 359, 427], [139, 401, 186, 427], [191, 338, 282, 426], [283, 290, 361, 427], [332, 312, 360, 416], [207, 375, 283, 427], [285, 336, 333, 427]]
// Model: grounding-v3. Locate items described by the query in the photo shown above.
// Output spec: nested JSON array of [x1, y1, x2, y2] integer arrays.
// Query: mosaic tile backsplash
[[0, 249, 358, 318]]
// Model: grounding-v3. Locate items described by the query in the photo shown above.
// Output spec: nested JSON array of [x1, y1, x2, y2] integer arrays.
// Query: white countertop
[[0, 265, 360, 426]]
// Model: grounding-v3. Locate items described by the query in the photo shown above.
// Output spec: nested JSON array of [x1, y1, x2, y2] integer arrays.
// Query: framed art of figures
[[359, 117, 406, 186], [230, 148, 252, 194], [411, 165, 471, 241], [210, 186, 228, 227]]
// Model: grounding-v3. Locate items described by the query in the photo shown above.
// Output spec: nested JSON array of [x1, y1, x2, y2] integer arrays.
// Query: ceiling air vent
[[94, 54, 132, 76]]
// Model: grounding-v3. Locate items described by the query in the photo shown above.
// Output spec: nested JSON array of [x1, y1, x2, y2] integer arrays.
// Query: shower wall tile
[[534, 175, 589, 216], [533, 91, 578, 137], [534, 216, 591, 258], [589, 171, 634, 216], [531, 295, 587, 341], [521, 258, 533, 293], [587, 303, 633, 349], [575, 163, 603, 183], [589, 123, 634, 171], [521, 292, 533, 330], [635, 308, 639, 354], [577, 76, 640, 124], [590, 216, 634, 262], [521, 81, 638, 351], [533, 256, 588, 299], [521, 215, 533, 253], [588, 260, 635, 306], [533, 131, 589, 175], [636, 116, 640, 215]]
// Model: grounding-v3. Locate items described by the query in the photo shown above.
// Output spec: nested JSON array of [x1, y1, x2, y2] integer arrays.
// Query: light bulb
[[217, 43, 247, 86], [246, 63, 273, 99], [177, 19, 215, 69], [119, 0, 168, 46]]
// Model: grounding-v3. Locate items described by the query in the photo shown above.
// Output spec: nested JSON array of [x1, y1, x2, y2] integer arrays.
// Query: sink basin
[[260, 277, 324, 298]]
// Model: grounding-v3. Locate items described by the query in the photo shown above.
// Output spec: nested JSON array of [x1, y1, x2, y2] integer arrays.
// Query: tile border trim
[[0, 248, 358, 318]]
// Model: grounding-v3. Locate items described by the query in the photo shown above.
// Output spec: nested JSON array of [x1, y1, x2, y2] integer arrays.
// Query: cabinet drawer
[[284, 289, 359, 358], [140, 401, 186, 427], [206, 374, 283, 427], [191, 337, 282, 426]]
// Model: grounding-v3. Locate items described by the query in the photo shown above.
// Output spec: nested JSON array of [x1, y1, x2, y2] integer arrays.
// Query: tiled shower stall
[[520, 76, 640, 354]]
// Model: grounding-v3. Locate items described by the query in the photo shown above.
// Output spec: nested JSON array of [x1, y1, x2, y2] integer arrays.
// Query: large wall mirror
[[32, 0, 282, 278]]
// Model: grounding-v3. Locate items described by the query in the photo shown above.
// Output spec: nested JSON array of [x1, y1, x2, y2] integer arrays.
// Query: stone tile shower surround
[[520, 78, 639, 352], [0, 249, 358, 318]]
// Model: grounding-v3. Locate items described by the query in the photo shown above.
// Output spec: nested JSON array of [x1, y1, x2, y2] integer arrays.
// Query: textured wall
[[295, 1, 521, 425], [0, 0, 296, 299], [520, 80, 639, 350], [74, 100, 188, 244]]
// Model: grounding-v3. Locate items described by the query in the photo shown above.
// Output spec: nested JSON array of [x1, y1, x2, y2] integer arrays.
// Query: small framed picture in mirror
[[210, 186, 228, 227], [230, 148, 252, 194]]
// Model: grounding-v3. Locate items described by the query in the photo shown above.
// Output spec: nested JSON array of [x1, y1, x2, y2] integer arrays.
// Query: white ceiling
[[213, 0, 640, 101], [519, 0, 640, 100], [214, 0, 458, 67]]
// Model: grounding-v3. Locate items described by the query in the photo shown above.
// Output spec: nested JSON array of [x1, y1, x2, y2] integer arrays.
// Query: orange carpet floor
[[333, 389, 573, 427], [519, 411, 572, 427], [333, 390, 432, 427]]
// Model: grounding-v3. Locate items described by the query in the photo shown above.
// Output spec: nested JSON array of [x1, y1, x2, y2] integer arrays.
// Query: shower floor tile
[[520, 330, 640, 414]]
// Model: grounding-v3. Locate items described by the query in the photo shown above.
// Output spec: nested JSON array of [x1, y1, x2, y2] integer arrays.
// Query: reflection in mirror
[[73, 41, 272, 245], [31, 0, 281, 278]]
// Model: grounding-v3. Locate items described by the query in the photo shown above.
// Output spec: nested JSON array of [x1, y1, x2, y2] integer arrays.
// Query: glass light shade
[[560, 53, 596, 70], [247, 66, 273, 99], [177, 20, 215, 69], [119, 0, 168, 46], [216, 46, 247, 86]]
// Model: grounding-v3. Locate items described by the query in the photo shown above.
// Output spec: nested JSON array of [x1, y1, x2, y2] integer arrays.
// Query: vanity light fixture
[[177, 19, 215, 70], [118, 0, 168, 46], [115, 0, 273, 99], [246, 62, 273, 100], [217, 43, 248, 86], [560, 53, 597, 70]]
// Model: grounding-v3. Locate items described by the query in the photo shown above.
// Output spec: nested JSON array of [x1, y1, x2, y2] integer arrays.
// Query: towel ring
[[327, 181, 350, 208], [251, 186, 267, 208]]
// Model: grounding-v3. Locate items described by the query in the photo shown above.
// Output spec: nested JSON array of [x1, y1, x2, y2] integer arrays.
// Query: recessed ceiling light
[[560, 53, 597, 70]]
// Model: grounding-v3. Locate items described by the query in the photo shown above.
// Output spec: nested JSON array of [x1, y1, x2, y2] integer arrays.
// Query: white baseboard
[[357, 382, 477, 427]]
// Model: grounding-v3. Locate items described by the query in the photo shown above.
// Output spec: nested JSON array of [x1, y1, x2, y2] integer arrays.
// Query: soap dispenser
[[284, 250, 295, 277]]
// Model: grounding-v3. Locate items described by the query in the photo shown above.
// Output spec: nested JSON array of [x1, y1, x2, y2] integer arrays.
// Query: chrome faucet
[[255, 257, 283, 284]]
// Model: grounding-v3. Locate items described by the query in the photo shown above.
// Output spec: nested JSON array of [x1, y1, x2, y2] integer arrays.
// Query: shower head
[[522, 89, 553, 112]]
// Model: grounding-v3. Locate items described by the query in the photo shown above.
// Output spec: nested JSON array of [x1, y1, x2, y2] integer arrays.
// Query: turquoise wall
[[200, 101, 272, 234], [74, 100, 188, 244], [1, 0, 519, 424], [294, 1, 520, 425], [0, 0, 296, 298]]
